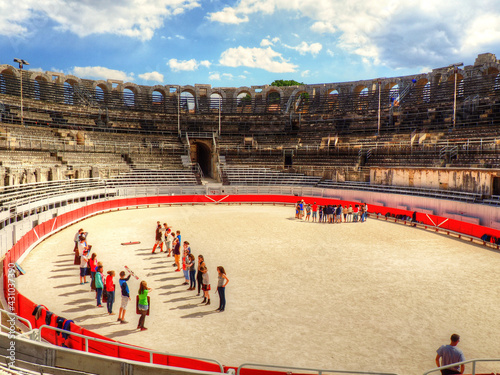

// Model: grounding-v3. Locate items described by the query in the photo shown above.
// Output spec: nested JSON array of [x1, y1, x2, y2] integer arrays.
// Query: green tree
[[270, 79, 304, 87]]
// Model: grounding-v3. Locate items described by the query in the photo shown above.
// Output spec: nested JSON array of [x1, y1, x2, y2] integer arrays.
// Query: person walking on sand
[[435, 334, 465, 375]]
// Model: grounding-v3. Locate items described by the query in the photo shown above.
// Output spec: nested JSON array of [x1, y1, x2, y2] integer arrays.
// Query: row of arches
[[1, 64, 500, 113]]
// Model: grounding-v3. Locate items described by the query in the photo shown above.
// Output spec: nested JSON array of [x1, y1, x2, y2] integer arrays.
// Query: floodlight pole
[[14, 58, 29, 127], [177, 85, 181, 137], [451, 63, 463, 130], [218, 95, 221, 136], [377, 81, 382, 135]]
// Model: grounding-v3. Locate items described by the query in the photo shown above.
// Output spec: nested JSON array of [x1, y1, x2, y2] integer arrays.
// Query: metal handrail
[[0, 308, 33, 331], [34, 325, 224, 372], [237, 362, 398, 375], [423, 358, 500, 375]]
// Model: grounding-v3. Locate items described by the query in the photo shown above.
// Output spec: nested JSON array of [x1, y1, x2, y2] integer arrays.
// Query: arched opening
[[495, 74, 500, 91], [328, 89, 339, 111], [0, 69, 17, 95], [195, 142, 212, 177], [422, 81, 431, 103], [267, 91, 280, 112], [389, 84, 399, 106], [294, 91, 309, 112], [236, 92, 252, 112], [152, 90, 164, 105], [210, 93, 222, 112], [64, 81, 75, 105], [0, 72, 8, 95], [181, 91, 195, 112], [123, 88, 135, 107], [354, 85, 368, 110], [34, 79, 42, 100], [95, 85, 106, 102]]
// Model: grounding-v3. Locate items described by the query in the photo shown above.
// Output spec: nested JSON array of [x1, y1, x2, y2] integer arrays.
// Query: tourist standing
[[216, 266, 229, 312]]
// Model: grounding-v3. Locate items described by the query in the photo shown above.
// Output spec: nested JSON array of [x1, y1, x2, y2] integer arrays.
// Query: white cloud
[[326, 49, 335, 57], [260, 38, 273, 47], [199, 60, 212, 68], [284, 41, 322, 56], [168, 58, 211, 72], [310, 21, 335, 34], [71, 66, 134, 81], [219, 46, 298, 73], [208, 7, 249, 24], [209, 73, 221, 80], [0, 0, 201, 40], [301, 70, 310, 77], [208, 0, 500, 69], [138, 71, 164, 83]]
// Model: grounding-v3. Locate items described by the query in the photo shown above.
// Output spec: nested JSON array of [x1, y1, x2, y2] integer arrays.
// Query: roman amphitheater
[[0, 53, 499, 375]]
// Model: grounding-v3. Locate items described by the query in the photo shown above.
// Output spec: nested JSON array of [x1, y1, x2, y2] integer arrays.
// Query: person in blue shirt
[[118, 271, 131, 324]]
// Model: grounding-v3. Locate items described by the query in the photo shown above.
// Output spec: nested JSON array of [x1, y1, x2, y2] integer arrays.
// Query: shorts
[[312, 212, 317, 218], [166, 241, 172, 250], [202, 284, 211, 291], [80, 267, 88, 277], [121, 296, 129, 309], [138, 304, 148, 311], [183, 270, 189, 279]]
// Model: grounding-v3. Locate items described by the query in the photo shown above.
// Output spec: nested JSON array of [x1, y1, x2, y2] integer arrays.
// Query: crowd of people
[[150, 221, 229, 311], [72, 221, 229, 332], [295, 201, 369, 223]]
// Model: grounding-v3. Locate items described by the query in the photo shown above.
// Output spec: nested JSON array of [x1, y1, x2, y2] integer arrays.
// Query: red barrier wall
[[4, 194, 500, 373]]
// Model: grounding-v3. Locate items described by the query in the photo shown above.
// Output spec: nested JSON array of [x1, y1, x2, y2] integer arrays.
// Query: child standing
[[181, 248, 189, 285], [118, 271, 131, 324], [137, 281, 152, 331], [105, 271, 116, 315], [201, 266, 210, 305], [95, 264, 104, 307]]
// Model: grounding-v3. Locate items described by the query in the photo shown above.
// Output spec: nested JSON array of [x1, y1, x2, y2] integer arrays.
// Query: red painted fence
[[4, 194, 500, 373]]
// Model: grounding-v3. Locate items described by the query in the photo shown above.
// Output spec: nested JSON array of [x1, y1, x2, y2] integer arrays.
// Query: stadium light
[[13, 58, 29, 127], [450, 63, 464, 130]]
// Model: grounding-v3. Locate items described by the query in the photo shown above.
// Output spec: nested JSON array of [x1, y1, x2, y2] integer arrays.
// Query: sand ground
[[17, 205, 500, 375]]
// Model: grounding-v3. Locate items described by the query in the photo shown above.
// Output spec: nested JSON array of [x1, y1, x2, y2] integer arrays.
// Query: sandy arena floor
[[17, 205, 500, 375]]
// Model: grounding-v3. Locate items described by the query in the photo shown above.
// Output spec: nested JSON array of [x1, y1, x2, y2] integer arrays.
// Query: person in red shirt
[[312, 202, 318, 222], [105, 270, 116, 315]]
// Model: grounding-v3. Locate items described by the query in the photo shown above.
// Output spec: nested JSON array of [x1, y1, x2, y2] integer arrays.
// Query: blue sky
[[1, 0, 500, 88]]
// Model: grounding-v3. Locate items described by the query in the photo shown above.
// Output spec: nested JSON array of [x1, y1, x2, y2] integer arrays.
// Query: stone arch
[[0, 66, 18, 95], [180, 86, 196, 112], [94, 82, 108, 102], [33, 76, 49, 100], [234, 87, 253, 99], [209, 92, 223, 112], [353, 84, 368, 95], [354, 85, 369, 111], [235, 90, 252, 112], [414, 78, 430, 102], [150, 86, 167, 109], [63, 78, 80, 105], [327, 88, 339, 111]]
